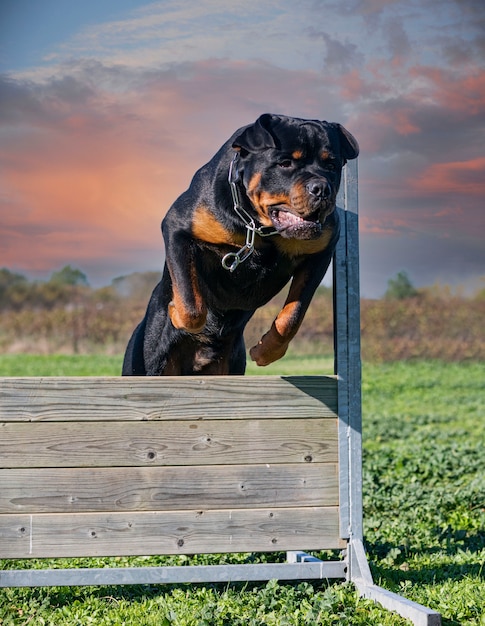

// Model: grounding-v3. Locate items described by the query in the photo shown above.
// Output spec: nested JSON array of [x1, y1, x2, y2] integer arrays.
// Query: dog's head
[[232, 113, 359, 240]]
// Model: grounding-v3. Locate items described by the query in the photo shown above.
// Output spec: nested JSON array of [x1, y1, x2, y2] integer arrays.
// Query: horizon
[[2, 262, 482, 300]]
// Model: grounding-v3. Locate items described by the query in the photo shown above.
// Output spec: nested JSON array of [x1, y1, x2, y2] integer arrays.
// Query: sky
[[0, 0, 484, 298]]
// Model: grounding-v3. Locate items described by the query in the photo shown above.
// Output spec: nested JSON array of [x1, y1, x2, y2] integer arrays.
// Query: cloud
[[2, 44, 483, 292], [0, 57, 353, 281], [23, 0, 333, 79], [412, 157, 485, 198], [359, 215, 412, 236], [307, 29, 364, 75], [345, 61, 485, 153], [1, 0, 483, 295], [384, 15, 411, 63]]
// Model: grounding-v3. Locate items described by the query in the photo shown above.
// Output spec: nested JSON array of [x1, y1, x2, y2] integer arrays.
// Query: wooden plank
[[0, 418, 338, 468], [0, 507, 345, 558], [0, 463, 338, 513], [0, 376, 337, 422]]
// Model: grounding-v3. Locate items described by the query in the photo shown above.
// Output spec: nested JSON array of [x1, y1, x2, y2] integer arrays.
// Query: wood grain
[[0, 376, 337, 422], [0, 418, 337, 468], [0, 507, 345, 558], [0, 375, 344, 562], [0, 463, 339, 513]]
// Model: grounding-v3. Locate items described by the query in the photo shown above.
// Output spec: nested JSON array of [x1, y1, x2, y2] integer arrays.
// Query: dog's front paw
[[168, 302, 206, 334], [250, 331, 288, 366]]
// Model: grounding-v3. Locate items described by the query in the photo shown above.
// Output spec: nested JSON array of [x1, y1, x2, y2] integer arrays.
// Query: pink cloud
[[367, 107, 420, 136], [412, 157, 485, 197], [409, 65, 485, 116], [0, 59, 351, 277], [337, 60, 485, 158], [359, 213, 416, 236], [338, 69, 368, 101]]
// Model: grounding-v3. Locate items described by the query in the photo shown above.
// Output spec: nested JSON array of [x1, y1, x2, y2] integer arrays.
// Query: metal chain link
[[221, 154, 278, 272]]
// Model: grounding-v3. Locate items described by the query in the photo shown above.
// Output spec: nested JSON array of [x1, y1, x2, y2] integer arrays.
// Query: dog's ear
[[232, 113, 277, 154], [335, 123, 359, 160]]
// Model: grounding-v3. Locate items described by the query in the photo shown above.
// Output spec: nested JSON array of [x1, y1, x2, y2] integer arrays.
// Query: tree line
[[0, 266, 162, 311], [2, 265, 484, 310], [0, 266, 484, 360]]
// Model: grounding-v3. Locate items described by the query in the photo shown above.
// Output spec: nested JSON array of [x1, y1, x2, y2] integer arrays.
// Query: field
[[1, 278, 484, 363], [0, 355, 484, 625]]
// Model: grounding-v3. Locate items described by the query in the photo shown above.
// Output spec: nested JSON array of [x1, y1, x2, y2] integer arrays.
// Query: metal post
[[333, 160, 441, 625]]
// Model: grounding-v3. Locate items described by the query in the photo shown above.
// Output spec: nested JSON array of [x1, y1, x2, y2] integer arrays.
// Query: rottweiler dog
[[122, 113, 358, 376]]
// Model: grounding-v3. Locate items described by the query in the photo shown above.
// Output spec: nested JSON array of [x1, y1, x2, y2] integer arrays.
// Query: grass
[[361, 361, 484, 625], [0, 351, 334, 377], [0, 353, 123, 376], [0, 355, 483, 625]]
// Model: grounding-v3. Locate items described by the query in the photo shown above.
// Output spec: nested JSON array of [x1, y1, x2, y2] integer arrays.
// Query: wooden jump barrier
[[0, 162, 441, 625]]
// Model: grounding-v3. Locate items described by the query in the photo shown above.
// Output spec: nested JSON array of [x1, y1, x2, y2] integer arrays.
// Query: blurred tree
[[0, 268, 27, 291], [0, 268, 30, 309], [474, 277, 485, 301], [315, 284, 332, 298], [112, 271, 161, 301], [384, 270, 418, 300], [49, 265, 89, 287]]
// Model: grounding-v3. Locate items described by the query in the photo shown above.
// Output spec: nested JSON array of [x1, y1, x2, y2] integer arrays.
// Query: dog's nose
[[306, 180, 330, 198]]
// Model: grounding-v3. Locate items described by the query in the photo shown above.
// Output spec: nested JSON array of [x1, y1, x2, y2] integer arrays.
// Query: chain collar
[[221, 153, 278, 272]]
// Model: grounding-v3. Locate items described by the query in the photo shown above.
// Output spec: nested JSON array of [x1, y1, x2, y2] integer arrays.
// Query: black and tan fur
[[122, 113, 359, 375]]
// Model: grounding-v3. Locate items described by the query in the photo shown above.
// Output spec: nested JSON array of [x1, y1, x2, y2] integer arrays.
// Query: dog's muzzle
[[268, 178, 335, 239]]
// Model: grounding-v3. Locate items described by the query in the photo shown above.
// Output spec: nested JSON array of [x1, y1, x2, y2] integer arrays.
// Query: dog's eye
[[278, 159, 293, 169], [325, 161, 336, 171]]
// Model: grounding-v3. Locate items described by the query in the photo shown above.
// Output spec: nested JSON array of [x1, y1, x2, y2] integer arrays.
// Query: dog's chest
[[196, 246, 297, 311]]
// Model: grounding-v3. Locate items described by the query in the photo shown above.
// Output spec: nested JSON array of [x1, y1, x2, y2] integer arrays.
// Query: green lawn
[[0, 356, 483, 625], [0, 352, 334, 377]]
